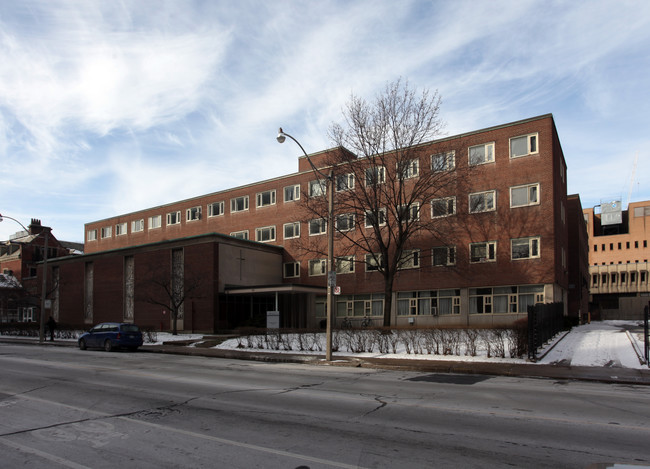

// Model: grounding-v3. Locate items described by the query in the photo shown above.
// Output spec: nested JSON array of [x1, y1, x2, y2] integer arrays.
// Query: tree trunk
[[382, 271, 395, 328]]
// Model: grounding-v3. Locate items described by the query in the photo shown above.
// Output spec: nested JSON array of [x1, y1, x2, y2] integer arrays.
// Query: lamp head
[[276, 127, 286, 144]]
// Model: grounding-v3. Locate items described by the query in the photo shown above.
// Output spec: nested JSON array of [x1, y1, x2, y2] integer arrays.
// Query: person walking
[[46, 316, 56, 341]]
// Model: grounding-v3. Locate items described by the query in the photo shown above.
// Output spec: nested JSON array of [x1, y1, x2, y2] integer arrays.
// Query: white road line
[[0, 437, 93, 469]]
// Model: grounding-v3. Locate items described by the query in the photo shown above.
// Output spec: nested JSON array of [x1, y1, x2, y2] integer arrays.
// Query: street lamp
[[277, 128, 335, 361], [0, 213, 49, 344]]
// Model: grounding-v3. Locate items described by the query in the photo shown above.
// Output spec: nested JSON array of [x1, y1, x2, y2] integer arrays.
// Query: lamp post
[[276, 128, 335, 361], [0, 214, 48, 344]]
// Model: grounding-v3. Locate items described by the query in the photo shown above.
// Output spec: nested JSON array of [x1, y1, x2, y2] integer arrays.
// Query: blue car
[[78, 323, 143, 352]]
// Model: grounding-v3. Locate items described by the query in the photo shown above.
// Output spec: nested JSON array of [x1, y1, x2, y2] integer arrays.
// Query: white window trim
[[432, 246, 456, 266], [469, 190, 497, 213], [148, 215, 162, 230], [230, 230, 249, 240], [283, 262, 300, 278], [431, 151, 456, 172], [309, 179, 327, 198], [336, 255, 355, 274], [230, 196, 250, 213], [431, 197, 456, 218], [186, 206, 202, 222], [336, 173, 355, 192], [398, 249, 421, 270], [365, 253, 384, 272], [470, 241, 497, 263], [87, 230, 97, 241], [365, 207, 387, 228], [283, 222, 300, 240], [208, 201, 225, 217], [284, 184, 300, 202], [115, 223, 127, 236], [468, 142, 495, 166], [398, 159, 419, 179], [255, 225, 276, 243], [256, 190, 276, 208], [166, 211, 181, 226], [309, 218, 327, 236], [100, 226, 112, 239], [132, 219, 145, 232], [365, 166, 386, 186], [398, 202, 420, 223], [509, 133, 539, 159], [336, 213, 356, 232], [308, 259, 326, 276], [511, 237, 541, 260], [510, 183, 540, 208]]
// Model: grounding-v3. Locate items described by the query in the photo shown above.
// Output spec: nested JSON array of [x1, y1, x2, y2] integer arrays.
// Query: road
[[0, 344, 649, 468]]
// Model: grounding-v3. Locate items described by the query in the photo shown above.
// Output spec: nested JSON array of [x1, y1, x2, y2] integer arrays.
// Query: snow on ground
[[212, 320, 648, 370]]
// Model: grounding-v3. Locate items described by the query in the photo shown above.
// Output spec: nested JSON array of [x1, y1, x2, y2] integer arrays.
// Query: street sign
[[327, 271, 336, 287]]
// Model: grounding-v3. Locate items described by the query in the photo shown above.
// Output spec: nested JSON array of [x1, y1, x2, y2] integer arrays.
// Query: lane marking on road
[[0, 437, 93, 469]]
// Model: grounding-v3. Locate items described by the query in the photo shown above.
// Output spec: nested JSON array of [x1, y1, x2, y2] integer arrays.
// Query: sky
[[1, 0, 649, 243]]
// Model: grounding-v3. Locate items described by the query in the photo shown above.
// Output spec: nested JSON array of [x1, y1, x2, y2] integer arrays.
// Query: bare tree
[[302, 78, 469, 327]]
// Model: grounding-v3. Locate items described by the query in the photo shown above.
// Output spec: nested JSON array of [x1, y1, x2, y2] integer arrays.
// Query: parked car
[[78, 323, 143, 352]]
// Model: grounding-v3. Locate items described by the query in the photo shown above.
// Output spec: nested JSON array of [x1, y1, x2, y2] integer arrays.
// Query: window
[[365, 253, 384, 272], [208, 201, 224, 217], [309, 218, 327, 236], [167, 211, 181, 225], [365, 208, 387, 227], [398, 159, 419, 179], [431, 197, 456, 218], [255, 226, 276, 242], [365, 166, 386, 186], [397, 290, 461, 316], [510, 133, 538, 158], [101, 226, 112, 239], [256, 190, 276, 208], [284, 184, 300, 202], [186, 206, 202, 222], [230, 230, 248, 240], [469, 285, 543, 314], [283, 222, 300, 240], [336, 173, 354, 192], [115, 223, 127, 236], [510, 183, 539, 208], [336, 256, 355, 274], [432, 246, 456, 266], [469, 143, 494, 165], [230, 196, 249, 213], [309, 259, 326, 276], [511, 237, 540, 259], [336, 213, 355, 232], [325, 293, 384, 318], [309, 179, 326, 197], [148, 215, 162, 229], [431, 151, 455, 172], [398, 249, 420, 269], [87, 229, 97, 241], [132, 219, 144, 232], [398, 203, 420, 223], [470, 241, 496, 263], [283, 262, 300, 278], [469, 190, 496, 213]]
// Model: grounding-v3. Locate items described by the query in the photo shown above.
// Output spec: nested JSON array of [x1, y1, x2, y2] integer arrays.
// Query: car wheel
[[79, 339, 87, 350], [104, 340, 113, 352]]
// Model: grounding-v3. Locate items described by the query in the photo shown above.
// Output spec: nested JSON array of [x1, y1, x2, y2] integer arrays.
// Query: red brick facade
[[45, 114, 575, 332]]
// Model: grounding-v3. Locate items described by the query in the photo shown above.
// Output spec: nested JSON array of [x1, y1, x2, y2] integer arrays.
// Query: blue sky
[[1, 0, 649, 242]]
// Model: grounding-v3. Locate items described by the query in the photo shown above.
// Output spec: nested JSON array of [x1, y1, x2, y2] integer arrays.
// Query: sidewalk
[[3, 336, 649, 385]]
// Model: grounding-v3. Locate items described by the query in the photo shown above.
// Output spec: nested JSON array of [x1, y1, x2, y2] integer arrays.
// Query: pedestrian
[[47, 316, 56, 341]]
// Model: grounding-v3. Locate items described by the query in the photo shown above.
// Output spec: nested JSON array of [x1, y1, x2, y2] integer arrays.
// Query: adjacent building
[[42, 114, 579, 332], [584, 200, 650, 319]]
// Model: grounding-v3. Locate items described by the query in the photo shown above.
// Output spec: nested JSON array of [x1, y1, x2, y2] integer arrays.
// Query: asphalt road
[[1, 344, 649, 468]]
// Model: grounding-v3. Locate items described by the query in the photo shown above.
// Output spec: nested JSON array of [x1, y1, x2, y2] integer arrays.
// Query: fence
[[528, 302, 564, 361]]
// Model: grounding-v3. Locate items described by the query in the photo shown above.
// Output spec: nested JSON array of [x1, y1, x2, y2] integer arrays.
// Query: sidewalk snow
[[212, 320, 648, 370]]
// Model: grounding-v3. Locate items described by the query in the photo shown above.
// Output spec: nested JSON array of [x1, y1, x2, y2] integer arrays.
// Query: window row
[[593, 239, 648, 252], [283, 237, 541, 278], [591, 271, 649, 287]]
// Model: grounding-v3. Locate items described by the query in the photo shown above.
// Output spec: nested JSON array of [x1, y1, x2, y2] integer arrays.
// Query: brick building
[[584, 200, 650, 319], [45, 114, 578, 332]]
